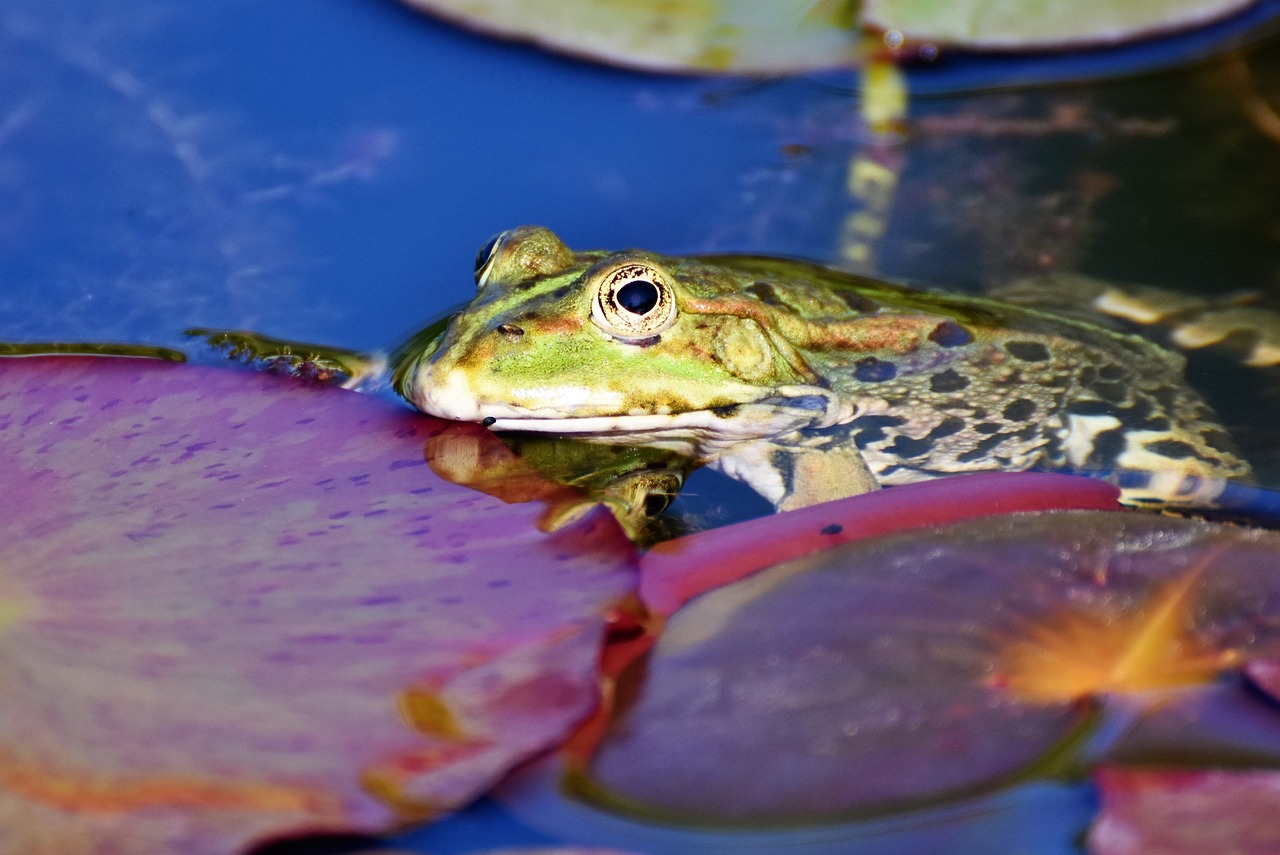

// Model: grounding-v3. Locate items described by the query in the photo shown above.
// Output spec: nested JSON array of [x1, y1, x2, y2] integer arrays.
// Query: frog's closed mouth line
[[482, 402, 835, 444]]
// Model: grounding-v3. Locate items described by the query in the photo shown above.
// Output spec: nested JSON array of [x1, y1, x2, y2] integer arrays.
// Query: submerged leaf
[[399, 0, 860, 73], [583, 512, 1280, 823], [862, 0, 1260, 49], [0, 357, 636, 854]]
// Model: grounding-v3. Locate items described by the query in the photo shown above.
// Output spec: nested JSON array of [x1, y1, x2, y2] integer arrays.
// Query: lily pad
[[638, 470, 1120, 615], [398, 0, 859, 73], [581, 511, 1280, 823], [862, 0, 1261, 49], [400, 0, 1267, 73], [1089, 767, 1280, 854], [0, 357, 636, 854]]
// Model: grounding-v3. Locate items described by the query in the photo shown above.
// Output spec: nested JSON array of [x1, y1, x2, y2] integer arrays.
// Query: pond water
[[5, 1, 1280, 852]]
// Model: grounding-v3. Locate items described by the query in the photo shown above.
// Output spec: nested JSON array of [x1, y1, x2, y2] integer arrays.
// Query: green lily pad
[[0, 357, 636, 854], [582, 511, 1280, 823], [398, 0, 860, 73], [862, 0, 1261, 49]]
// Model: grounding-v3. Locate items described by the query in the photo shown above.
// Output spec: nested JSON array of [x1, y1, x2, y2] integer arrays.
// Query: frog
[[391, 226, 1259, 513], [23, 225, 1269, 519]]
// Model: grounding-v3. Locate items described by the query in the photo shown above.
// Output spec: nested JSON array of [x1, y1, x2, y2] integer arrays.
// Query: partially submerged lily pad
[[398, 0, 859, 73], [400, 0, 1266, 73], [0, 357, 636, 854], [862, 0, 1261, 50], [581, 511, 1280, 823]]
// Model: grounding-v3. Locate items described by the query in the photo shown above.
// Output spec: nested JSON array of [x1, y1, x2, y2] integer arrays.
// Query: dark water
[[6, 1, 1280, 852]]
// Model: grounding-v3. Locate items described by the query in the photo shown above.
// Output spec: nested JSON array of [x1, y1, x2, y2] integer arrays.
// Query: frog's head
[[397, 227, 844, 450]]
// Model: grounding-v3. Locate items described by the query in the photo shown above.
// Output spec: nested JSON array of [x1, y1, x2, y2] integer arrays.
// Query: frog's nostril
[[496, 323, 525, 338]]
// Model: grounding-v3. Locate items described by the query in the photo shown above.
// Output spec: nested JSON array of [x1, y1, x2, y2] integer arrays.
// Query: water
[[6, 1, 1280, 852], [0, 0, 834, 349]]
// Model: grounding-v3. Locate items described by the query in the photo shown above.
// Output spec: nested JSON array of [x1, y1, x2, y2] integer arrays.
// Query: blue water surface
[[1, 0, 844, 352]]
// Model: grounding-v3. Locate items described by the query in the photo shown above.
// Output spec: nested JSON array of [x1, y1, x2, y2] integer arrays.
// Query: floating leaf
[[1089, 767, 1280, 854], [398, 0, 860, 73], [994, 550, 1240, 702], [401, 0, 1266, 73], [862, 0, 1260, 50], [1246, 658, 1280, 702], [581, 511, 1280, 823], [0, 357, 636, 854], [639, 471, 1120, 615]]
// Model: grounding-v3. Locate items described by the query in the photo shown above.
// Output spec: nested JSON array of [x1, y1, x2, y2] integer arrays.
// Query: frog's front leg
[[185, 328, 386, 390], [712, 433, 881, 512]]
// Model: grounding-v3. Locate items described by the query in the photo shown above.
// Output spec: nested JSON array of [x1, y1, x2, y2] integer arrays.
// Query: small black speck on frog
[[820, 523, 843, 535]]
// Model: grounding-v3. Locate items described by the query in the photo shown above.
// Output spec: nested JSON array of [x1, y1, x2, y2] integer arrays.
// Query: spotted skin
[[703, 255, 1246, 505]]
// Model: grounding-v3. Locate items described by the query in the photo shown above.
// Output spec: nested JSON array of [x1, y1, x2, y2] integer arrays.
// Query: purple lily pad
[[0, 357, 636, 854], [1246, 659, 1280, 701], [583, 511, 1280, 823], [1089, 767, 1280, 854]]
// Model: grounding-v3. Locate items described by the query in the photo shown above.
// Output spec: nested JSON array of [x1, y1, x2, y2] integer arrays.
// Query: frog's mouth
[[411, 368, 850, 450], [482, 404, 826, 447]]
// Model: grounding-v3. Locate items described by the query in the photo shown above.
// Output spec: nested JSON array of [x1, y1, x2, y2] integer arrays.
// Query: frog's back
[[709, 256, 1252, 506], [403, 227, 1251, 513]]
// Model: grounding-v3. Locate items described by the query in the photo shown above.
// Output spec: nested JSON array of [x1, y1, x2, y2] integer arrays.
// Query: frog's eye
[[473, 232, 506, 287], [592, 263, 677, 340]]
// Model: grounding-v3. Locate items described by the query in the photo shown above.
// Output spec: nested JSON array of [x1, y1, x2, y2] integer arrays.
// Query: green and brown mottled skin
[[399, 226, 1251, 511]]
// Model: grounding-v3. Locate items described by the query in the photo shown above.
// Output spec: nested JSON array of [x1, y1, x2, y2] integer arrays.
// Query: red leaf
[[639, 471, 1120, 615]]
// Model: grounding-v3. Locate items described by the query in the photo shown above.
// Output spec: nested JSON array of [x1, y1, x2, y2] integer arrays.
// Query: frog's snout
[[405, 359, 487, 423]]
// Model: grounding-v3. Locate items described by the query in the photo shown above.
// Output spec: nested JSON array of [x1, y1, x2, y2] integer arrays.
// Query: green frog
[[386, 226, 1254, 512]]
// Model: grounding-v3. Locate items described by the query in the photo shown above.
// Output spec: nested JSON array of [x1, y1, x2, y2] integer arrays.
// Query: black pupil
[[643, 493, 670, 517], [617, 279, 659, 315], [474, 234, 502, 276]]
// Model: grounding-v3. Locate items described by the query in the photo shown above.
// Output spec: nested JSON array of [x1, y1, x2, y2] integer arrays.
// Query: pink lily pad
[[639, 470, 1120, 615], [583, 511, 1280, 823], [1246, 658, 1280, 701], [1089, 767, 1280, 854], [0, 357, 636, 854]]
